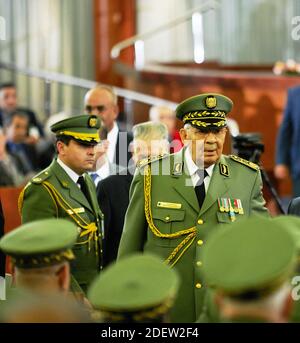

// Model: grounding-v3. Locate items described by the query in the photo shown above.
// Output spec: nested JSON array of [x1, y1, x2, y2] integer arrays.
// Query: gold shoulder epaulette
[[137, 154, 169, 168], [229, 155, 260, 171], [31, 169, 51, 184]]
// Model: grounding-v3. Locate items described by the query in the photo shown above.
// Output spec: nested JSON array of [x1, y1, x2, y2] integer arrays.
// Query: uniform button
[[197, 240, 204, 246], [196, 261, 202, 267], [165, 216, 170, 221], [195, 283, 202, 289], [197, 219, 204, 225]]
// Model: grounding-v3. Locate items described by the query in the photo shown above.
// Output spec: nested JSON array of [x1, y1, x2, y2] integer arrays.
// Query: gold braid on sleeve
[[144, 165, 197, 267]]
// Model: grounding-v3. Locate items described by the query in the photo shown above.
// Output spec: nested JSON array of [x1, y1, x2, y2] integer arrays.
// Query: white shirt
[[184, 148, 215, 191], [107, 122, 119, 164], [57, 158, 81, 186]]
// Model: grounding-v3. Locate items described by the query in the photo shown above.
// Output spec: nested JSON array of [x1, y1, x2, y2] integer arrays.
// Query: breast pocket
[[216, 211, 244, 224], [151, 208, 186, 247]]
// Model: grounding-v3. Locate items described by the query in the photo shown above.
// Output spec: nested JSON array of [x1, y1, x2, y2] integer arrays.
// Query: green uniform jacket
[[20, 159, 104, 293], [118, 149, 269, 323]]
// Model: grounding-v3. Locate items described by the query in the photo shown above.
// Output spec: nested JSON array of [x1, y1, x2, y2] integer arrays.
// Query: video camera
[[232, 133, 264, 164]]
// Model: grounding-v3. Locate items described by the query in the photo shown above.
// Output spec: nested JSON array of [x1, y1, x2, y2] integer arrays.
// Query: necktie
[[90, 173, 99, 184], [77, 176, 91, 204], [194, 170, 208, 209]]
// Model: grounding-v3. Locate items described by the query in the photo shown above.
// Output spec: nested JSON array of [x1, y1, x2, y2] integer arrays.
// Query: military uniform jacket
[[118, 149, 269, 323], [19, 159, 104, 292]]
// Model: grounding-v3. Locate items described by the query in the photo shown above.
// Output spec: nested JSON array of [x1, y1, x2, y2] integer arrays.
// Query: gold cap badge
[[205, 96, 217, 109], [88, 117, 98, 128]]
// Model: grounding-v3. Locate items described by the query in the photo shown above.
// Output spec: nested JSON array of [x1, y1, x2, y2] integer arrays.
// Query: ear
[[56, 141, 65, 155], [57, 263, 70, 292], [179, 128, 187, 143], [113, 104, 119, 120]]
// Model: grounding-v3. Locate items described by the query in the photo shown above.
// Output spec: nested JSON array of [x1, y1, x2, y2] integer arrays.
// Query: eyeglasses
[[85, 105, 106, 113]]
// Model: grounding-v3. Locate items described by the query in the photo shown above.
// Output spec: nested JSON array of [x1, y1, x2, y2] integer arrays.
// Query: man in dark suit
[[0, 82, 44, 138], [275, 85, 300, 196], [84, 85, 132, 168], [97, 121, 169, 267], [4, 111, 40, 173]]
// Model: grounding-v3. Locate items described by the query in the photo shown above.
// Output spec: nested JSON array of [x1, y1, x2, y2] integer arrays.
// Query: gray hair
[[132, 121, 168, 142], [149, 105, 175, 122]]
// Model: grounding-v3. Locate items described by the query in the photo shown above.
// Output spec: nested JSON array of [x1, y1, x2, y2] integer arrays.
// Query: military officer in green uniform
[[118, 93, 269, 323], [19, 115, 104, 293], [87, 253, 180, 323], [202, 216, 296, 323], [0, 218, 78, 297]]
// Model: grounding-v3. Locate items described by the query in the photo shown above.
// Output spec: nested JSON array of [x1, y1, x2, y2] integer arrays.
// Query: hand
[[24, 135, 39, 145], [274, 164, 289, 180]]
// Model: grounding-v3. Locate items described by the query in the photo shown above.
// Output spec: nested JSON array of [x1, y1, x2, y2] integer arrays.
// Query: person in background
[[84, 85, 133, 168], [0, 82, 44, 141], [4, 111, 39, 173], [0, 132, 33, 187], [275, 86, 300, 196], [149, 105, 183, 153], [97, 121, 169, 267]]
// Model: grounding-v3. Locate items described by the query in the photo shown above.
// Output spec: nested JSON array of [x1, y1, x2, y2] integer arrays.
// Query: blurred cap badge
[[88, 117, 98, 128], [205, 96, 217, 109]]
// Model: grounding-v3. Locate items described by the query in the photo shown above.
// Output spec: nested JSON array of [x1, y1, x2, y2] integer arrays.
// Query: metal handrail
[[111, 0, 219, 59], [0, 61, 178, 109]]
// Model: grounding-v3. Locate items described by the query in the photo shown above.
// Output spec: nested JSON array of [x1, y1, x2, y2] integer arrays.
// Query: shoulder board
[[137, 154, 169, 168], [229, 155, 260, 171], [31, 169, 51, 184]]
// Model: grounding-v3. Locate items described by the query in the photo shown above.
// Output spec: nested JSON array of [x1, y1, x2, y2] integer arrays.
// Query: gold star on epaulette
[[229, 155, 260, 171], [137, 154, 169, 168]]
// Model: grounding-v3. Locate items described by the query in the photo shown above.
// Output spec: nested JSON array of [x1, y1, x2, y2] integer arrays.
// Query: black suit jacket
[[115, 130, 133, 168], [97, 167, 134, 267], [0, 199, 5, 278]]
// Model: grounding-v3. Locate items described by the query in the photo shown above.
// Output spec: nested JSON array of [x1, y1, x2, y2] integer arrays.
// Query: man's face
[[157, 110, 176, 135], [84, 89, 118, 132], [6, 115, 29, 143], [0, 87, 17, 112], [132, 139, 169, 164], [180, 126, 227, 168], [57, 139, 96, 175]]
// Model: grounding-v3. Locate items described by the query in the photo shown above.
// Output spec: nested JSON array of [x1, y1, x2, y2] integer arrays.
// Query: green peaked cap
[[0, 218, 78, 268], [202, 216, 296, 298], [87, 253, 180, 316], [51, 114, 100, 145], [176, 93, 233, 129]]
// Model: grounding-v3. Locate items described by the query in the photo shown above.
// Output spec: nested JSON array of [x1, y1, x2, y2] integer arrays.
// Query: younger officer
[[19, 115, 104, 293], [0, 218, 78, 296], [88, 253, 180, 323], [118, 93, 268, 322], [202, 217, 296, 323]]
